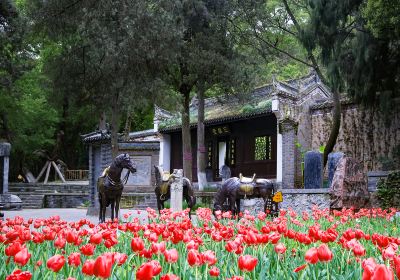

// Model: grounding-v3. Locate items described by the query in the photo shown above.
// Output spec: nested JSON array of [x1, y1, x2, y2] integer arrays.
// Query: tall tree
[[231, 0, 362, 165], [160, 0, 254, 181], [28, 0, 179, 158]]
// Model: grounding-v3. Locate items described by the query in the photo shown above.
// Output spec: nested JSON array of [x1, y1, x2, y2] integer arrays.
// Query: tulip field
[[1, 207, 400, 280]]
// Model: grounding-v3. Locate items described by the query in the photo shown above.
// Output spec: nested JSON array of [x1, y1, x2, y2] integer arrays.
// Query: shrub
[[376, 170, 400, 208]]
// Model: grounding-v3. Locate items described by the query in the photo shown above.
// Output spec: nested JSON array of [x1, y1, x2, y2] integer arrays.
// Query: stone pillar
[[327, 152, 344, 188], [304, 151, 323, 189], [159, 134, 171, 172], [280, 120, 297, 188], [170, 169, 183, 212], [0, 143, 11, 194], [276, 128, 283, 184]]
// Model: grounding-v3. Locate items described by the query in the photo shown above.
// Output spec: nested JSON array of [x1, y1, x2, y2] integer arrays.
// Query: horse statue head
[[114, 153, 137, 174]]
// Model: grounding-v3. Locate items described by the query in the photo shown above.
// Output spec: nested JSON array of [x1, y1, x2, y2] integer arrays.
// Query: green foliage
[[11, 67, 59, 152], [376, 171, 400, 209], [363, 0, 400, 39]]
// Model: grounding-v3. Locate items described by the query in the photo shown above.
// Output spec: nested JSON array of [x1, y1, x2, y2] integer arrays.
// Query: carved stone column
[[170, 169, 183, 212]]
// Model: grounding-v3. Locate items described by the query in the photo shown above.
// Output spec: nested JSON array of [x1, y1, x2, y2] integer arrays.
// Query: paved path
[[2, 208, 149, 224]]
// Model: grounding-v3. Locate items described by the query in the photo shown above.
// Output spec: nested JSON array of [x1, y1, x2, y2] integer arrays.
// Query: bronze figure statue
[[213, 173, 278, 216], [154, 166, 196, 218], [97, 154, 137, 223]]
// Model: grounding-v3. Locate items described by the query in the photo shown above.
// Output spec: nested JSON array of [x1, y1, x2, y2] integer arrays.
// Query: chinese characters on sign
[[211, 126, 230, 136]]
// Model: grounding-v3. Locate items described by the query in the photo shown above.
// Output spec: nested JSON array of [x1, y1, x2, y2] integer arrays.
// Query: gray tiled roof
[[159, 73, 321, 132]]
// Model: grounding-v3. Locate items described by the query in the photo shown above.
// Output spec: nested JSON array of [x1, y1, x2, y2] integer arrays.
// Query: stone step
[[9, 187, 88, 194], [13, 194, 44, 209]]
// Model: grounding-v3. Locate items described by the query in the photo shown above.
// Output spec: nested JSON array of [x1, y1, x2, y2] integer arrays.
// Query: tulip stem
[[326, 262, 330, 280]]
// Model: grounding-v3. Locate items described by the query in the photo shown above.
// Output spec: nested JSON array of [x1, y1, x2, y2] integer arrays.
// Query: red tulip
[[227, 277, 244, 280], [305, 247, 319, 264], [65, 230, 77, 244], [160, 274, 180, 280], [47, 255, 65, 273], [164, 249, 179, 263], [90, 232, 103, 244], [393, 256, 400, 279], [383, 245, 396, 260], [151, 241, 166, 254], [79, 244, 95, 256], [371, 264, 394, 280], [362, 257, 377, 280], [14, 248, 31, 267], [131, 237, 145, 252], [274, 243, 287, 254], [93, 253, 114, 279], [54, 236, 66, 249], [347, 239, 366, 257], [5, 242, 23, 257], [35, 260, 42, 268], [201, 250, 217, 266], [6, 269, 32, 280], [82, 259, 95, 276], [187, 249, 202, 266], [136, 260, 162, 280], [317, 244, 333, 262], [238, 255, 258, 272], [113, 252, 128, 266], [268, 232, 281, 244], [186, 240, 199, 250], [294, 264, 308, 273], [209, 266, 220, 277], [136, 262, 154, 280], [68, 252, 81, 267], [139, 248, 153, 259], [150, 260, 162, 276]]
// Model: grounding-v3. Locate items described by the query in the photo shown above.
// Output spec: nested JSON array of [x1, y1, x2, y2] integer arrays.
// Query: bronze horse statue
[[97, 154, 137, 223], [154, 166, 196, 218], [213, 173, 278, 216]]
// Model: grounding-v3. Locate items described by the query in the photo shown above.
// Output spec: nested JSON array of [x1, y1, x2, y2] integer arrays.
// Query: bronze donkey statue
[[213, 173, 278, 216], [97, 154, 136, 223], [154, 166, 196, 218]]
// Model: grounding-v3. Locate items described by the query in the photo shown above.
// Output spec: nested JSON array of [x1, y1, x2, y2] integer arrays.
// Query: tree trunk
[[0, 111, 12, 142], [282, 0, 341, 167], [197, 86, 207, 190], [123, 108, 132, 142], [99, 112, 107, 130], [111, 92, 120, 159], [181, 88, 192, 181], [323, 87, 341, 166]]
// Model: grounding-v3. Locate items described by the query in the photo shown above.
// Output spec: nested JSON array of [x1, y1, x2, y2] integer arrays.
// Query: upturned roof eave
[[159, 109, 273, 133]]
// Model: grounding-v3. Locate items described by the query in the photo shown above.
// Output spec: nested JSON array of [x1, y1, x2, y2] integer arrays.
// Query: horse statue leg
[[235, 198, 241, 217], [100, 196, 107, 223], [229, 195, 237, 216], [110, 200, 115, 221], [98, 193, 104, 223], [156, 196, 163, 213], [115, 195, 121, 222]]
